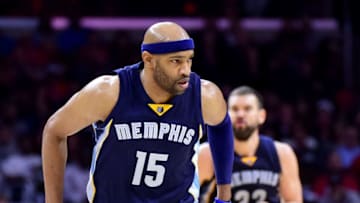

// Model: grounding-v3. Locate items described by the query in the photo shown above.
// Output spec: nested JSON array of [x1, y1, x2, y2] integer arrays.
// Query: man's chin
[[173, 88, 187, 95], [234, 128, 255, 141], [234, 134, 252, 141]]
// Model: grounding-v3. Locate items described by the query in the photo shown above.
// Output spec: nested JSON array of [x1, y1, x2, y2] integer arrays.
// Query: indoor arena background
[[0, 0, 360, 202]]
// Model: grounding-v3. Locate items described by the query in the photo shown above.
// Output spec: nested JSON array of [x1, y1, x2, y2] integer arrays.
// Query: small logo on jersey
[[157, 106, 164, 113], [148, 104, 173, 116], [241, 156, 257, 166]]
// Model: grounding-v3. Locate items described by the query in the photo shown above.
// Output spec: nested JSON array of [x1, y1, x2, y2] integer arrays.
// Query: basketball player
[[199, 86, 302, 203], [42, 22, 234, 203]]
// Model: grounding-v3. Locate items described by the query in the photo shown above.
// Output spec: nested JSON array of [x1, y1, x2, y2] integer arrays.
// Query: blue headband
[[141, 39, 195, 54]]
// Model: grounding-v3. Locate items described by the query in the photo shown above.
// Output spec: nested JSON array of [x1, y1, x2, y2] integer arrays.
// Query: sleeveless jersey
[[203, 136, 281, 203], [231, 136, 281, 203], [86, 62, 204, 203]]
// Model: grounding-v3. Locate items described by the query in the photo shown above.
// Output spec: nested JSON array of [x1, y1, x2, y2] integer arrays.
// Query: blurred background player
[[199, 86, 302, 203]]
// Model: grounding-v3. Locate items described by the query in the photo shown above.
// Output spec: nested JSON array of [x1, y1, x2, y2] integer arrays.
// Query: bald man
[[42, 22, 234, 203]]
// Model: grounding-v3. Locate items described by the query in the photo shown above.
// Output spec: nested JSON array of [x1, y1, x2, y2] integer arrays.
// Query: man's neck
[[234, 132, 260, 157], [140, 68, 172, 103]]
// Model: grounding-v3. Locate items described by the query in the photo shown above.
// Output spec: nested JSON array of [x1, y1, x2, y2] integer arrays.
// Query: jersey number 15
[[132, 151, 169, 187]]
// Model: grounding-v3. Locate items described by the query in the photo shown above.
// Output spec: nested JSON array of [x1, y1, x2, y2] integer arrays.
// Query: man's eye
[[171, 59, 180, 63], [244, 106, 252, 111]]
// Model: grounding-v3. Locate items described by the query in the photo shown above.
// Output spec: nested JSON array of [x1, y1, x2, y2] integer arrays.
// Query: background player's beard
[[233, 125, 257, 141]]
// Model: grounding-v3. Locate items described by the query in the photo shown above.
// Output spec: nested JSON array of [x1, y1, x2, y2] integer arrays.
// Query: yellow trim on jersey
[[241, 156, 258, 166], [147, 103, 173, 116], [199, 124, 203, 140]]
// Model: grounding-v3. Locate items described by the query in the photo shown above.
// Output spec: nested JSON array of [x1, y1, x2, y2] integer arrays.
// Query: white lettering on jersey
[[168, 124, 181, 142], [144, 122, 158, 139], [114, 124, 131, 140], [183, 128, 195, 145], [131, 122, 142, 139], [114, 122, 196, 145], [158, 123, 170, 139], [231, 170, 280, 187]]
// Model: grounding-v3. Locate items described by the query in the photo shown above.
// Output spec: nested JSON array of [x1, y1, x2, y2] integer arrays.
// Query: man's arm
[[201, 79, 233, 202], [42, 75, 119, 203], [198, 143, 215, 185], [275, 142, 303, 203]]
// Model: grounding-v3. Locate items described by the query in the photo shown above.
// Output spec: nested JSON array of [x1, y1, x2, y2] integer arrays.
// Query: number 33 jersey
[[86, 62, 204, 203], [231, 136, 281, 203]]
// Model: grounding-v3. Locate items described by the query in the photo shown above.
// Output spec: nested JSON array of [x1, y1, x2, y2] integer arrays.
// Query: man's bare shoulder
[[200, 79, 219, 98], [200, 79, 227, 125], [275, 141, 302, 202], [274, 141, 298, 168], [76, 75, 119, 121], [78, 75, 119, 100], [85, 75, 119, 93], [274, 141, 294, 154], [200, 79, 225, 106]]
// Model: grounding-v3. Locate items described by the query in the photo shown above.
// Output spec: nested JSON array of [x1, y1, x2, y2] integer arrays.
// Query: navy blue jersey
[[86, 62, 204, 203], [202, 136, 281, 203], [231, 136, 281, 203]]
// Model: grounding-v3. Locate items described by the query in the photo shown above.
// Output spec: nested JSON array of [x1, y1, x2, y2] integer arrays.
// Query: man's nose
[[180, 60, 191, 76], [236, 110, 246, 117]]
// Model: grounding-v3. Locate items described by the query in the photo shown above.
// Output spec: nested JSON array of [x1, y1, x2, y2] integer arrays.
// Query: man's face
[[228, 94, 265, 141], [153, 50, 194, 95]]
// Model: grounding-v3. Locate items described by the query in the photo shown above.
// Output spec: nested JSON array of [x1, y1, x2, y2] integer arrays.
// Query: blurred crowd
[[0, 0, 352, 19], [1, 0, 360, 203]]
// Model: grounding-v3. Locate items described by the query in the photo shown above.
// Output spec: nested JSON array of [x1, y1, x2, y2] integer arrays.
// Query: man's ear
[[259, 109, 267, 125], [142, 51, 154, 67]]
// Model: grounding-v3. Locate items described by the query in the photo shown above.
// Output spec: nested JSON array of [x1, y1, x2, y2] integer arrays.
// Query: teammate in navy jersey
[[199, 86, 302, 203], [42, 21, 234, 203]]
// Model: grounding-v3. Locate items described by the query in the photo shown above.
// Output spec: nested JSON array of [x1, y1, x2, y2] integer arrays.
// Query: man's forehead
[[166, 50, 194, 57], [229, 94, 258, 104]]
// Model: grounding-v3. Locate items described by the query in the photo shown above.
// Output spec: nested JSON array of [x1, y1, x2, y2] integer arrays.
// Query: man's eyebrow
[[168, 54, 195, 59], [169, 55, 187, 58]]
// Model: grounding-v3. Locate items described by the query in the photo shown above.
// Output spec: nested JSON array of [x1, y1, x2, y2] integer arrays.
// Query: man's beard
[[153, 63, 187, 95], [233, 125, 257, 141]]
